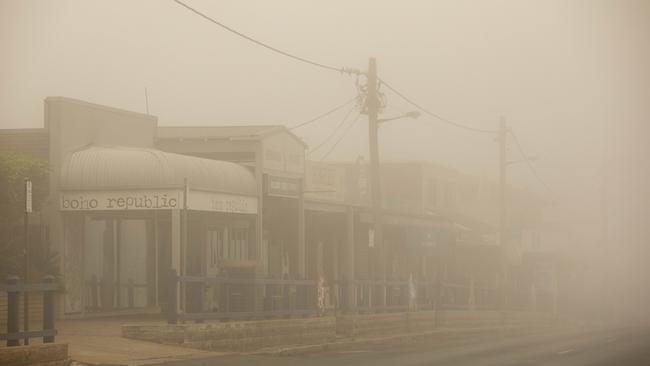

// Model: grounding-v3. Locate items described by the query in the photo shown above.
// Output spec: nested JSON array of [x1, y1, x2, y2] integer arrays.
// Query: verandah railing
[[166, 269, 319, 324], [337, 279, 500, 313], [165, 269, 500, 323]]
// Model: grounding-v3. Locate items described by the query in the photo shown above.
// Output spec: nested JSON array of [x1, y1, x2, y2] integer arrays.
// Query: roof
[[45, 96, 157, 121], [157, 125, 307, 147], [60, 145, 257, 196]]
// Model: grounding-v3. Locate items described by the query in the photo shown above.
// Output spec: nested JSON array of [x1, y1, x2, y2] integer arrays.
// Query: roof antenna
[[144, 87, 150, 115]]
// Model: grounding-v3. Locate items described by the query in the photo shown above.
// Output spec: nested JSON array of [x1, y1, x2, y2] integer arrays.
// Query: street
[[156, 325, 650, 366]]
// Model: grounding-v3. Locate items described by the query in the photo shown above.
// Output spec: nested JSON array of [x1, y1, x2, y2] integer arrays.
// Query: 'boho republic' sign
[[60, 189, 257, 214]]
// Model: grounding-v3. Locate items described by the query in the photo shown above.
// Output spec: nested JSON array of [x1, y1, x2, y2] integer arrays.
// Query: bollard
[[6, 275, 20, 346], [42, 275, 55, 343], [167, 269, 178, 324]]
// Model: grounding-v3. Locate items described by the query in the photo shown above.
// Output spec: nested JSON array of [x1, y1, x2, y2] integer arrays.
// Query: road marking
[[557, 348, 574, 355], [336, 350, 370, 354]]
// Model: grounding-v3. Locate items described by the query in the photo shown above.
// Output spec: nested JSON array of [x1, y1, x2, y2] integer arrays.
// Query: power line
[[308, 104, 358, 155], [289, 96, 358, 130], [320, 113, 362, 161], [173, 0, 360, 75], [508, 128, 552, 194], [378, 77, 498, 134]]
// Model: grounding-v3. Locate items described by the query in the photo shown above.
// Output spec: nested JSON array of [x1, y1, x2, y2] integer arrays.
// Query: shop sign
[[304, 162, 345, 203], [25, 179, 32, 213], [188, 190, 258, 214], [60, 190, 182, 211], [60, 189, 257, 214], [266, 175, 300, 198]]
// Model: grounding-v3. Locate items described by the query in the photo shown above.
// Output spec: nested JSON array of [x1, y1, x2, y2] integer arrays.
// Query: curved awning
[[61, 145, 256, 195], [59, 146, 258, 214]]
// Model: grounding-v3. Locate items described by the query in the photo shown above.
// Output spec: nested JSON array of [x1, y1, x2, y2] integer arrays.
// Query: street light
[[377, 110, 421, 124]]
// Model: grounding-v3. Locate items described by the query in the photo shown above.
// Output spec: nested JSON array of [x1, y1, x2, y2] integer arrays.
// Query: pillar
[[171, 209, 181, 313]]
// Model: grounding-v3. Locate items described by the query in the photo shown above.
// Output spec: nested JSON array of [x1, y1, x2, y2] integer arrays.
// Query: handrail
[[178, 275, 317, 286]]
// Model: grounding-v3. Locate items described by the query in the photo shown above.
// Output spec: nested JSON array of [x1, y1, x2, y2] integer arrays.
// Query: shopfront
[[58, 145, 258, 315]]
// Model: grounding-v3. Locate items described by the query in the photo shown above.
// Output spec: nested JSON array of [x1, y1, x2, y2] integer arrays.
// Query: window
[[207, 225, 250, 263], [207, 228, 225, 271], [229, 228, 249, 260]]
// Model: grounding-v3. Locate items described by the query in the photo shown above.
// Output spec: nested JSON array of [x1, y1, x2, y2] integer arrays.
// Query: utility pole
[[497, 118, 508, 320], [365, 57, 386, 307], [600, 153, 610, 322]]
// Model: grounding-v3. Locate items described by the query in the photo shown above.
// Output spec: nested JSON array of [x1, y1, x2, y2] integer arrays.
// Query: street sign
[[25, 179, 32, 213]]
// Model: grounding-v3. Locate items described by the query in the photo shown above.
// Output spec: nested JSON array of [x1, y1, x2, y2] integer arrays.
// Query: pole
[[42, 275, 55, 343], [498, 118, 507, 321], [6, 276, 20, 346], [23, 178, 31, 345], [365, 58, 386, 308], [182, 178, 188, 312]]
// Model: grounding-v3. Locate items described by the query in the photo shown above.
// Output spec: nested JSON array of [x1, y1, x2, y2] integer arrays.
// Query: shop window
[[207, 229, 225, 272], [207, 226, 250, 263], [229, 228, 249, 260]]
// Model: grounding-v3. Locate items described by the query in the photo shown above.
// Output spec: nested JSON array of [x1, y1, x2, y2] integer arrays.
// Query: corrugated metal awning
[[60, 145, 257, 196]]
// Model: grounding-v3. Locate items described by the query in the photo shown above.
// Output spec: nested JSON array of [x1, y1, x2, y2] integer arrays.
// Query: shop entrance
[[65, 214, 157, 314]]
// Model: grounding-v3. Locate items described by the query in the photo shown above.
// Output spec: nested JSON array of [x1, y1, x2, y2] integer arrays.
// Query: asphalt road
[[156, 325, 650, 366]]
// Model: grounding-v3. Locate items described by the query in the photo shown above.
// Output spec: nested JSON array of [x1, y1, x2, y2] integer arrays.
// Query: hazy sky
[[2, 1, 649, 287]]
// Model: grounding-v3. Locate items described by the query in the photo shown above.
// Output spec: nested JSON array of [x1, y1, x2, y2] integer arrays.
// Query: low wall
[[123, 317, 336, 352], [123, 310, 552, 352], [0, 343, 69, 366]]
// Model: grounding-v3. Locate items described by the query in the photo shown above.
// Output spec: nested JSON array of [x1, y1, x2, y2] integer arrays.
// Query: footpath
[[9, 310, 561, 365], [58, 317, 227, 366]]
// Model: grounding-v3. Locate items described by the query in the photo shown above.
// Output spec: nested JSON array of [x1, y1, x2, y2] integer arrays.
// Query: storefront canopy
[[59, 146, 258, 214], [61, 145, 256, 194]]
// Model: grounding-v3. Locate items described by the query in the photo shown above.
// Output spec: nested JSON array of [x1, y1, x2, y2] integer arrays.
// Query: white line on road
[[336, 350, 370, 354], [557, 348, 575, 355]]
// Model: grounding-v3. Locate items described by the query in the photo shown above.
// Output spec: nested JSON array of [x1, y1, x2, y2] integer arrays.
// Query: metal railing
[[165, 270, 502, 323], [337, 278, 500, 313], [0, 275, 58, 346], [166, 269, 319, 324]]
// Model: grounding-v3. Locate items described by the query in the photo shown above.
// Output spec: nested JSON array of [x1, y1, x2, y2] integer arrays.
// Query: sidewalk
[[57, 315, 228, 366], [250, 324, 553, 356]]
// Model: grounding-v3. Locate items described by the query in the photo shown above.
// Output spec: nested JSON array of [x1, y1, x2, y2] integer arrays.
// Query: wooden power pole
[[365, 58, 386, 307], [498, 118, 508, 320]]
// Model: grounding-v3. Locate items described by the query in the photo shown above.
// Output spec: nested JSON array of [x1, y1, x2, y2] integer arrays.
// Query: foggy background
[[2, 0, 649, 320]]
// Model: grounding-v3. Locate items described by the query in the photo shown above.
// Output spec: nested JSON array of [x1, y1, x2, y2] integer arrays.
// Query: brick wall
[[123, 317, 336, 352]]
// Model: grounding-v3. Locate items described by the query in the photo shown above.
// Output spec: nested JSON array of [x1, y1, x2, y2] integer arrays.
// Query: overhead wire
[[378, 77, 498, 134], [173, 0, 360, 75], [320, 113, 362, 161], [172, 0, 550, 188], [289, 96, 358, 130], [508, 128, 553, 194], [308, 104, 358, 155]]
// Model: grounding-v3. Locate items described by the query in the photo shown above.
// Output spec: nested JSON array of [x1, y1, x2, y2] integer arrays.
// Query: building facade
[[0, 97, 546, 318]]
